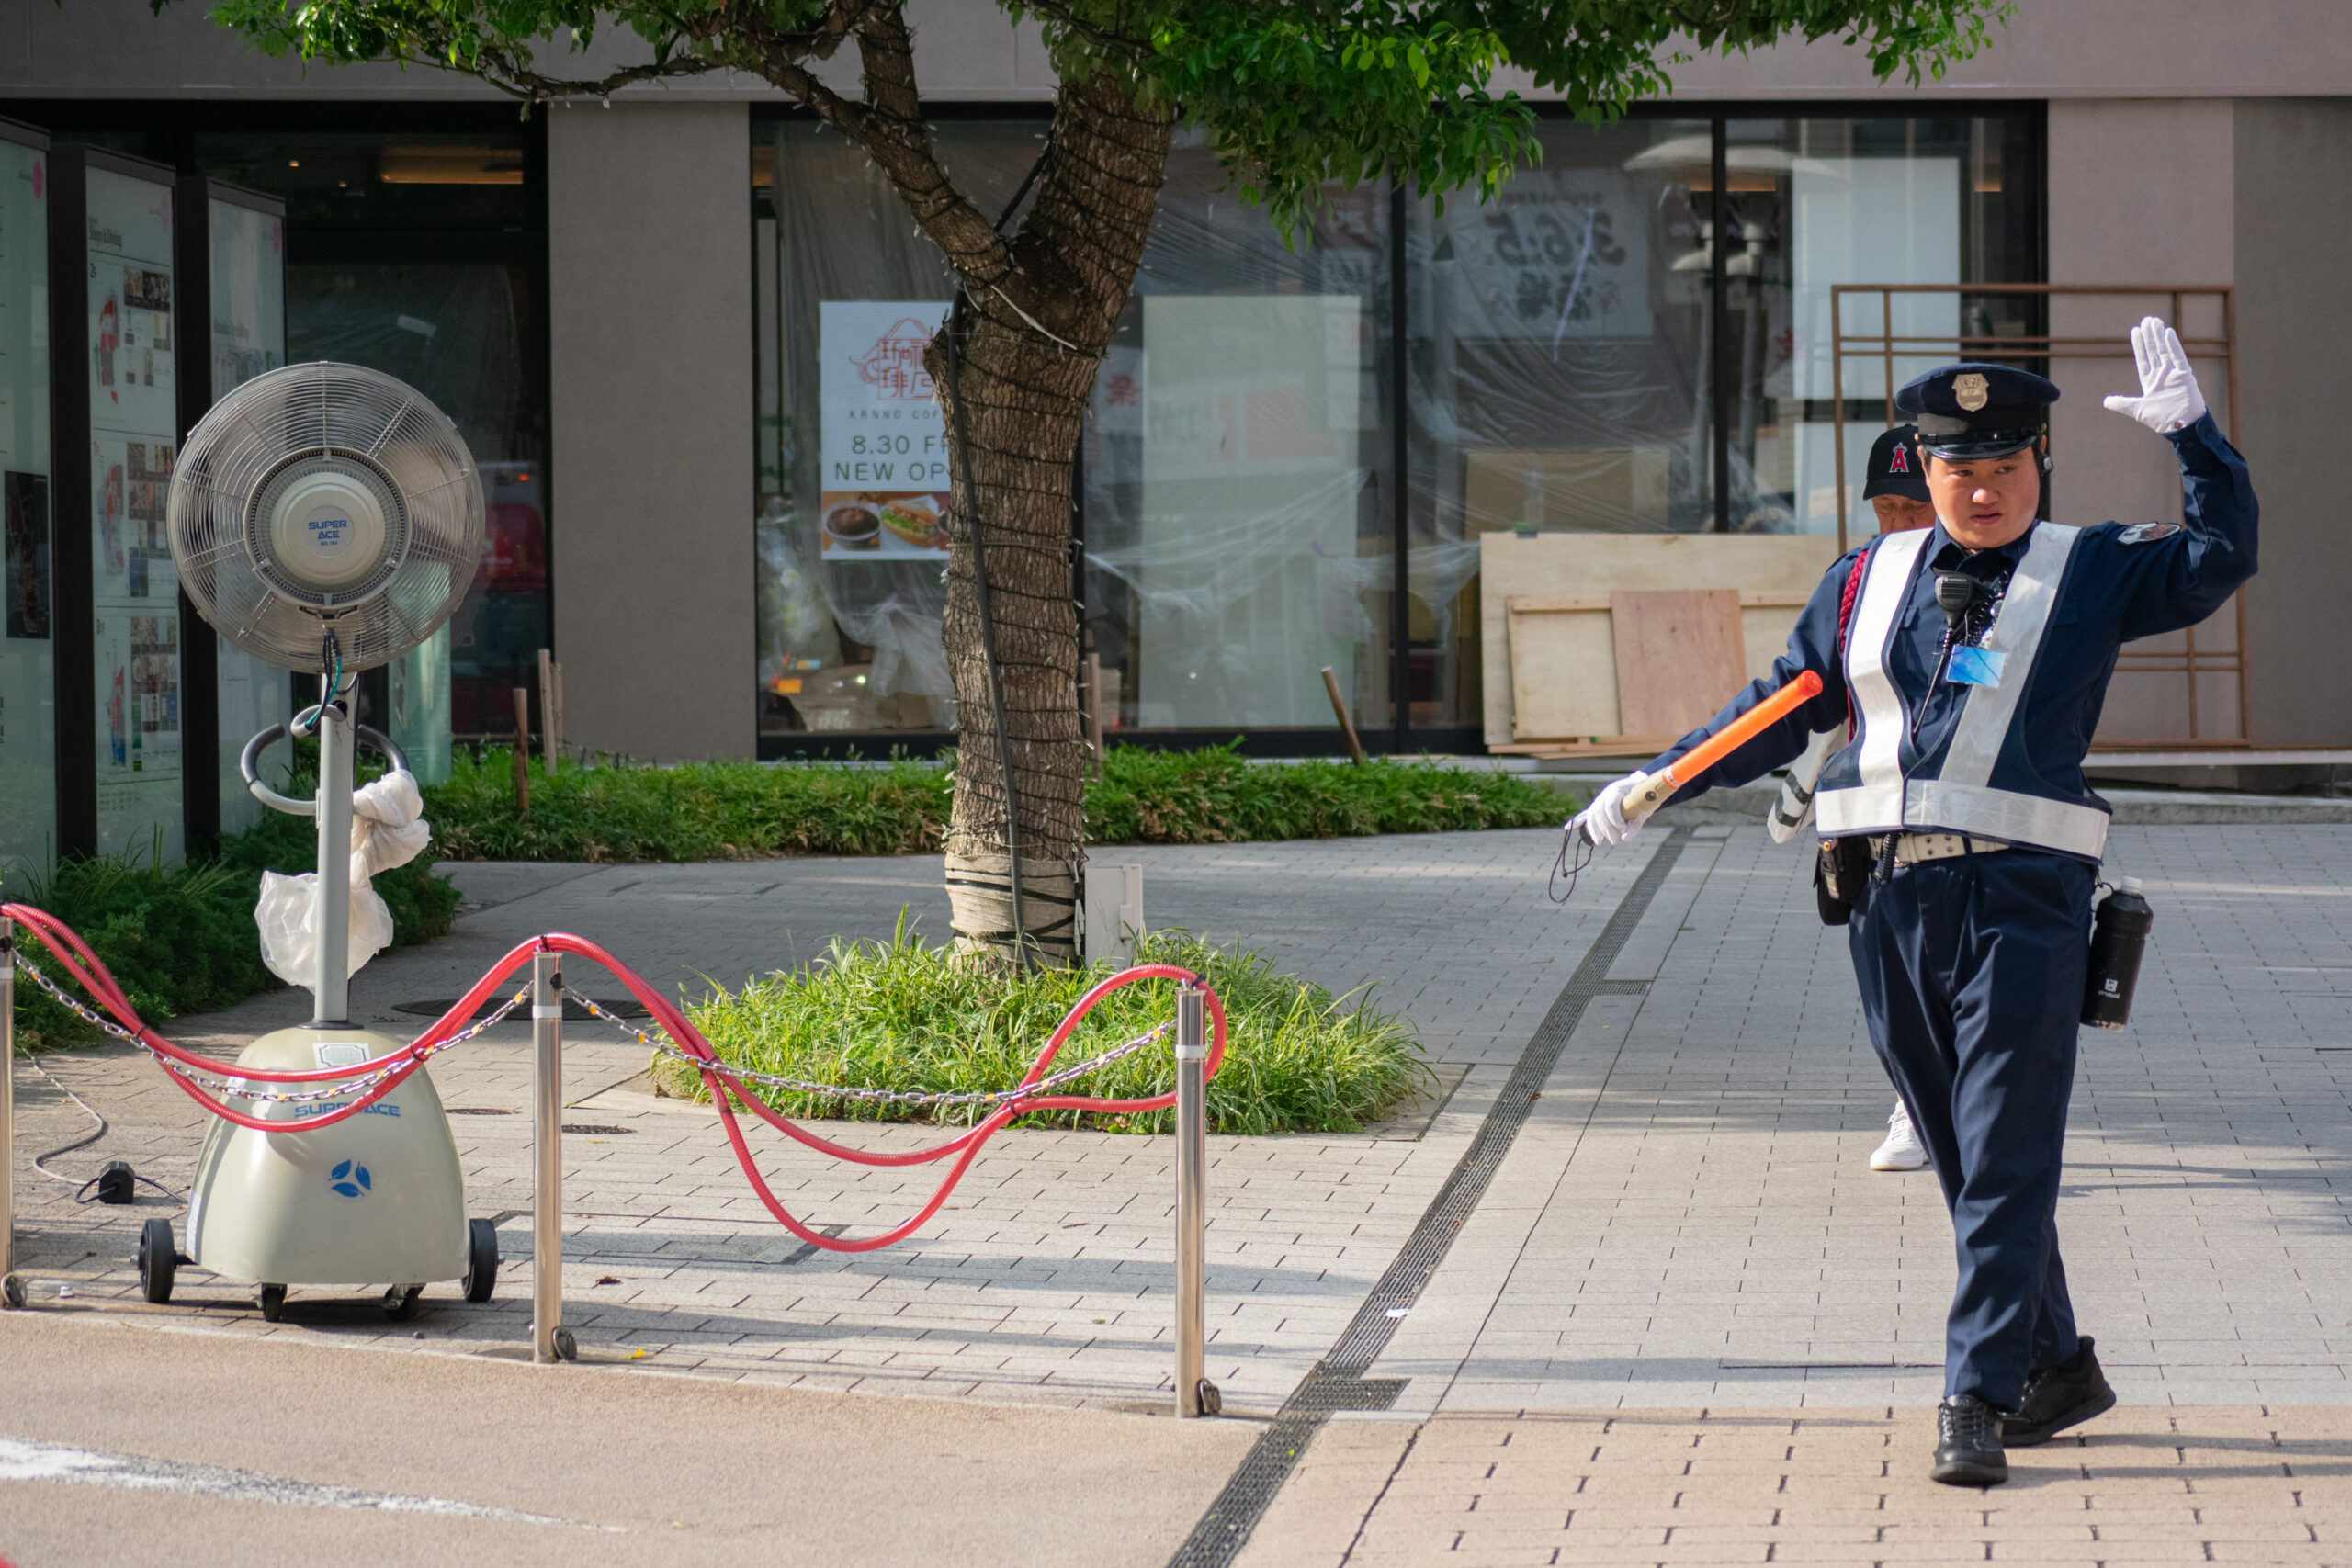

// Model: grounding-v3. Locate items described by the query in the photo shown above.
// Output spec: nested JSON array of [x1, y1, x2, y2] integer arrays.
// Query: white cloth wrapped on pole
[[1767, 728, 1839, 843], [254, 769, 433, 987]]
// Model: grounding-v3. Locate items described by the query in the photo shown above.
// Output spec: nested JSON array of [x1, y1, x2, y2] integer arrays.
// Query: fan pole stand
[[310, 693, 356, 1030]]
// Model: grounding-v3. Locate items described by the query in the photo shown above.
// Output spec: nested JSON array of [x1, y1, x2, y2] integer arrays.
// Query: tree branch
[[840, 0, 1017, 287]]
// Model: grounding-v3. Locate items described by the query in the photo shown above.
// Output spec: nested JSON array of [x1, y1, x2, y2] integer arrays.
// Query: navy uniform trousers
[[1847, 845, 2096, 1408]]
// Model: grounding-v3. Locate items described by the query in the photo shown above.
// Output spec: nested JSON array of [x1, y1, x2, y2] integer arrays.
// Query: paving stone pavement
[[5, 829, 1641, 1415], [13, 823, 2352, 1564]]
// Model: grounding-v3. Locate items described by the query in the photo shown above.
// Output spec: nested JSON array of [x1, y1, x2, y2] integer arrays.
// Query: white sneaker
[[1870, 1099, 1929, 1171]]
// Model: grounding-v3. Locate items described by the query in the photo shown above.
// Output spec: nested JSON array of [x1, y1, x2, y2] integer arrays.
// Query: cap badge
[[1953, 372, 1990, 412]]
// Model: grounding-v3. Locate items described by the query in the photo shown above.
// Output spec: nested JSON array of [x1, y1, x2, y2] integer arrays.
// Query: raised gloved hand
[[1569, 771, 1650, 848], [2102, 316, 2206, 434]]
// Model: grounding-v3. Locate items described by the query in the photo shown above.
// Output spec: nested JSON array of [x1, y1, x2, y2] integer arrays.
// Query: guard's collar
[[1925, 518, 2037, 570]]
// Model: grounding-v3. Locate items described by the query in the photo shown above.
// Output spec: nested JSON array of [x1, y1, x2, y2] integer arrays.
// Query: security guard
[[1572, 319, 2256, 1485], [1768, 423, 1939, 1173]]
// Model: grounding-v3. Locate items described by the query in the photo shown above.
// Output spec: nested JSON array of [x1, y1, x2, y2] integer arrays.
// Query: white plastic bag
[[256, 870, 395, 987], [254, 769, 433, 988]]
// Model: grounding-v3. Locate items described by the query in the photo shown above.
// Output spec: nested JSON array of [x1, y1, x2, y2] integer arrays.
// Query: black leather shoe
[[1931, 1395, 2008, 1486], [2004, 1337, 2117, 1448]]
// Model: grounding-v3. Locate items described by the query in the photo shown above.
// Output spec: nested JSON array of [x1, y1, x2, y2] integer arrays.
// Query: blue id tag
[[1947, 646, 2007, 688]]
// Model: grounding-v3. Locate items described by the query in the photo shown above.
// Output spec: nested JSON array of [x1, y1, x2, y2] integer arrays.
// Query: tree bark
[[928, 70, 1171, 966]]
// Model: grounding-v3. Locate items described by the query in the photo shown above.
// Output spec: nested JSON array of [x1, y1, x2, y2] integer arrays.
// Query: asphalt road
[[0, 1312, 1255, 1568]]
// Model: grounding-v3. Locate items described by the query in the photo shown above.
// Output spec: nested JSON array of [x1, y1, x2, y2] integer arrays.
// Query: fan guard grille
[[168, 362, 485, 671]]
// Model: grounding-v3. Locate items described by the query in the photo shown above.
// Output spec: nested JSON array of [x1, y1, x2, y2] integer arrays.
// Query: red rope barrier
[[2, 907, 1226, 1250]]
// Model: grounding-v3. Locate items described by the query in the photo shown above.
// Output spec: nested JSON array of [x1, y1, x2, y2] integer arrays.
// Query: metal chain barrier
[[572, 992, 1172, 1111], [14, 951, 527, 1105], [0, 908, 1229, 1414]]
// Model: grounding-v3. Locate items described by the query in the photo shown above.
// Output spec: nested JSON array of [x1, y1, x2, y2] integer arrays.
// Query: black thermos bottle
[[2082, 876, 2154, 1031]]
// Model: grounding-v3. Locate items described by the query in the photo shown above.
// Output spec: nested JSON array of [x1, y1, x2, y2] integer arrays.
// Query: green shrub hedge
[[424, 742, 1569, 863]]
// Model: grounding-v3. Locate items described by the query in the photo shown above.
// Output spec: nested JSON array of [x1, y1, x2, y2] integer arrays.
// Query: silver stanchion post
[[1, 915, 17, 1310], [531, 950, 573, 1361], [1175, 982, 1219, 1416]]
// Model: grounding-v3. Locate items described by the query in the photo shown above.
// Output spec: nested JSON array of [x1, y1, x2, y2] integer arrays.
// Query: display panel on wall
[[84, 157, 184, 863], [0, 118, 51, 875]]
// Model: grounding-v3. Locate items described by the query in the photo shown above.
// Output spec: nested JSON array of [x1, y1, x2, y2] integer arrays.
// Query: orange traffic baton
[[1594, 670, 1826, 841]]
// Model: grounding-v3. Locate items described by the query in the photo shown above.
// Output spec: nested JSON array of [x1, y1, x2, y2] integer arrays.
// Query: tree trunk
[[930, 71, 1171, 967]]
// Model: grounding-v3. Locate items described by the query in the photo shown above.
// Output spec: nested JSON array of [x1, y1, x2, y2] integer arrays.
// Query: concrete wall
[[2044, 100, 2247, 744], [547, 102, 754, 760], [2233, 99, 2352, 747]]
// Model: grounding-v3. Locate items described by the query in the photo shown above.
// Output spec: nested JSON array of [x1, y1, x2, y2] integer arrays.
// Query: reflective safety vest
[[1815, 522, 2110, 861]]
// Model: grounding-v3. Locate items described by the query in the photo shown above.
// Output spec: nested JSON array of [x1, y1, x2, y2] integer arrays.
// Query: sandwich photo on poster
[[818, 301, 954, 560]]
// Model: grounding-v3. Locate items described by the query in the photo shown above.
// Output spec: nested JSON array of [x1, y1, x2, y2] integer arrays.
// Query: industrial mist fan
[[141, 361, 491, 1323]]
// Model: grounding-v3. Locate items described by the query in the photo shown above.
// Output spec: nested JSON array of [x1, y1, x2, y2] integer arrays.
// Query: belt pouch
[[1815, 836, 1871, 926]]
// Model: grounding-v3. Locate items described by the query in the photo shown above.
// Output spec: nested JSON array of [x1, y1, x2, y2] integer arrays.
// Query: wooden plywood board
[[1611, 590, 1747, 737], [1482, 533, 1840, 745], [1508, 604, 1619, 739]]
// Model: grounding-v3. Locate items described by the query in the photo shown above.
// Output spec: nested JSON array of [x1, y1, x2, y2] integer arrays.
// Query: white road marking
[[0, 1436, 605, 1528]]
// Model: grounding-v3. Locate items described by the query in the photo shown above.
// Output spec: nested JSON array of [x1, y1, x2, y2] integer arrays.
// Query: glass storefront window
[[754, 118, 1396, 747], [188, 132, 530, 231], [204, 190, 294, 832], [753, 107, 2039, 750], [1405, 108, 2041, 733], [196, 129, 550, 744], [1405, 118, 1713, 729], [753, 118, 1041, 742], [0, 130, 51, 874], [1081, 132, 1394, 737]]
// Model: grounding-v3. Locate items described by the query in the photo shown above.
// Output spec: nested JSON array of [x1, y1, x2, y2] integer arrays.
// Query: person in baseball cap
[[1776, 422, 1938, 1174], [1863, 423, 1935, 535]]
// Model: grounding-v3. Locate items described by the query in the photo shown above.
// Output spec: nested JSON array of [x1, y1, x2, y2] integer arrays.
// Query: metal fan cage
[[168, 361, 485, 671]]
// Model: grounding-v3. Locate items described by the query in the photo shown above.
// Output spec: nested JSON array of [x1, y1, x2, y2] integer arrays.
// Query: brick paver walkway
[[6, 829, 1635, 1412], [12, 821, 2352, 1563]]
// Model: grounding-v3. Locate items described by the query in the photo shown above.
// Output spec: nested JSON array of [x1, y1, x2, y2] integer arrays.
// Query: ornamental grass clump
[[659, 924, 1431, 1136]]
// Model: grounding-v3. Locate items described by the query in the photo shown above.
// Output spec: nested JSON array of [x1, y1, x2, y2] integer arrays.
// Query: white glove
[[1569, 771, 1650, 848], [2102, 316, 2206, 434]]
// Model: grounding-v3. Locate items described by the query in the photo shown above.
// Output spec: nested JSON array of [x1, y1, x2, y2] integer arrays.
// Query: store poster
[[87, 168, 181, 862], [0, 138, 51, 874], [209, 196, 292, 833], [817, 301, 953, 560]]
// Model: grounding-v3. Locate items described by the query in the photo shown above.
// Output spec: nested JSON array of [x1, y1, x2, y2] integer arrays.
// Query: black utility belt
[[1814, 832, 2010, 925]]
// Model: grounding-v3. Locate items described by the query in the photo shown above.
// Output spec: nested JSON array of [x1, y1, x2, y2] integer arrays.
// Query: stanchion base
[[536, 1325, 578, 1363]]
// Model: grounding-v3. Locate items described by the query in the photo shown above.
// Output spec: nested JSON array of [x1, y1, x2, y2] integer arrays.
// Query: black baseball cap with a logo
[[1861, 424, 1930, 503]]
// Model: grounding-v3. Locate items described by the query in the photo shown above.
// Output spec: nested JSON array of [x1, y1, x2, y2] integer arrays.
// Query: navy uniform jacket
[[1643, 413, 2257, 840]]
